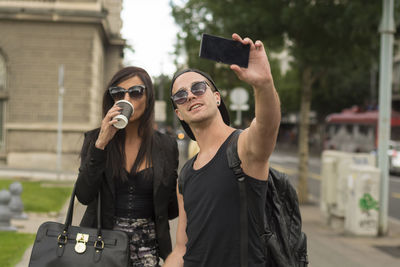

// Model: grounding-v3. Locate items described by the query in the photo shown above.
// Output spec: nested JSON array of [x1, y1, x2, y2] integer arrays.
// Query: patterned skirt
[[113, 217, 160, 267]]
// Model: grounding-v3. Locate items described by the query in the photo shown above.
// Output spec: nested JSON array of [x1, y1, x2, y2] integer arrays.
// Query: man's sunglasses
[[171, 81, 209, 105], [108, 85, 146, 101]]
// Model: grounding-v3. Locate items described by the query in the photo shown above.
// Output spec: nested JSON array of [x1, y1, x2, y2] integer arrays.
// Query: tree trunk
[[297, 67, 313, 204]]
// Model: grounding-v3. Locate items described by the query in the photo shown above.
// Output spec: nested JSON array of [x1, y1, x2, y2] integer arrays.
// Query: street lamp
[[377, 0, 395, 236]]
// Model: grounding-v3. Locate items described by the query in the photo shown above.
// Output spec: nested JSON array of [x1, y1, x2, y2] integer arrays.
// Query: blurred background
[[1, 0, 399, 204], [1, 0, 400, 266], [0, 0, 398, 168]]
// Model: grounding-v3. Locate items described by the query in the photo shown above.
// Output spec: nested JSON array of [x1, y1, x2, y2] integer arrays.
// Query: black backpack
[[226, 130, 308, 267]]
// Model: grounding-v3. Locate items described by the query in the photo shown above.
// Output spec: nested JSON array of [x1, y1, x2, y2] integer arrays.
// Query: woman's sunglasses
[[108, 85, 145, 101], [171, 81, 209, 105]]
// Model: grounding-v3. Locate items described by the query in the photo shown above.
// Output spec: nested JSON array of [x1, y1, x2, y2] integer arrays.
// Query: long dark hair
[[102, 66, 155, 180]]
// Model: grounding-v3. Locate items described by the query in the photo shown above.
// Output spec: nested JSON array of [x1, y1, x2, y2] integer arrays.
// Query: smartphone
[[199, 33, 250, 68]]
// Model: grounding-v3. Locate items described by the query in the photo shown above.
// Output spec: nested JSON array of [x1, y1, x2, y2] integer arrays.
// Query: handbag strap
[[226, 129, 248, 267], [63, 183, 77, 230], [57, 184, 105, 256], [63, 184, 102, 239], [96, 189, 102, 237]]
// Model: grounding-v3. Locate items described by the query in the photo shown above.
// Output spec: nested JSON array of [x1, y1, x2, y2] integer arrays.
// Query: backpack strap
[[177, 156, 197, 195], [226, 129, 248, 267]]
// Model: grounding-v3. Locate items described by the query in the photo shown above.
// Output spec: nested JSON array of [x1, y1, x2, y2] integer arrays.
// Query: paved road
[[269, 150, 400, 221]]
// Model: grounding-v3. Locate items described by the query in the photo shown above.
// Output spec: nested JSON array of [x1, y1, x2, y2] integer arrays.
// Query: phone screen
[[199, 33, 250, 68]]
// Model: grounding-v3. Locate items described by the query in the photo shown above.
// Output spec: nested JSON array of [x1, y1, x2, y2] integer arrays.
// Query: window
[[0, 53, 5, 91], [0, 52, 6, 151], [0, 101, 3, 150], [391, 126, 400, 141]]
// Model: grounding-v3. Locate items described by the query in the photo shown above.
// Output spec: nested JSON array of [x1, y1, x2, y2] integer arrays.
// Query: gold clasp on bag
[[74, 233, 89, 254]]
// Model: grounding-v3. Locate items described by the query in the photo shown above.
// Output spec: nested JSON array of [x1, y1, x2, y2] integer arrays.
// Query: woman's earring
[[216, 101, 220, 106]]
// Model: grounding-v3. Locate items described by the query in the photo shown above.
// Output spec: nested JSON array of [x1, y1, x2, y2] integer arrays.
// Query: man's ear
[[214, 91, 221, 105], [175, 108, 184, 121]]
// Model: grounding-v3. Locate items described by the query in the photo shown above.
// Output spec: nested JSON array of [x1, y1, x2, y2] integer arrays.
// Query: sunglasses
[[171, 81, 209, 105], [108, 85, 146, 101]]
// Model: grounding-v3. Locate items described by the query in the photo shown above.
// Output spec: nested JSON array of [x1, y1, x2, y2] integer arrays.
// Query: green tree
[[170, 0, 385, 202]]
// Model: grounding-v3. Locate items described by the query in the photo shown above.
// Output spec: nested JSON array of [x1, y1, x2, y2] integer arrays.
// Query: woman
[[75, 66, 179, 267]]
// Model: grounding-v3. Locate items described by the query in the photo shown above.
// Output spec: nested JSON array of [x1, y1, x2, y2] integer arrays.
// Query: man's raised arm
[[231, 33, 281, 180]]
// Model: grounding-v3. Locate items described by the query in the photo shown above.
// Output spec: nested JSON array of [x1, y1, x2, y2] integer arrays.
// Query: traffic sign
[[230, 87, 249, 105]]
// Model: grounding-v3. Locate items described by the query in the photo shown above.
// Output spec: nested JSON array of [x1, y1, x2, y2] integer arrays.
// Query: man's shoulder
[[177, 156, 196, 194], [181, 156, 195, 175]]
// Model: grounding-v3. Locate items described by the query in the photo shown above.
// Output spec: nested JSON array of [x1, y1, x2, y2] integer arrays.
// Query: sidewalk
[[3, 166, 400, 266], [300, 202, 400, 267]]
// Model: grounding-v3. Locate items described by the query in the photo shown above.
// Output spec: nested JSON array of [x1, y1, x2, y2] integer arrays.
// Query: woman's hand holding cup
[[95, 105, 122, 150], [112, 100, 134, 129], [95, 100, 134, 150]]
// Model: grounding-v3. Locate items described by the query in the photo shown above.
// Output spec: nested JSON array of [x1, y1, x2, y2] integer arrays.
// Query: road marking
[[310, 172, 321, 181], [392, 193, 400, 199], [270, 164, 297, 175], [270, 163, 321, 180]]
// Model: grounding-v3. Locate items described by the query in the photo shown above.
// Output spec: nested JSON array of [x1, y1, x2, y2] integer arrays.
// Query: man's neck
[[190, 120, 234, 170], [193, 119, 234, 153]]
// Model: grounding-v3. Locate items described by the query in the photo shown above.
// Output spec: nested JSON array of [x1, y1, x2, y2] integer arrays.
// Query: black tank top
[[180, 132, 267, 267]]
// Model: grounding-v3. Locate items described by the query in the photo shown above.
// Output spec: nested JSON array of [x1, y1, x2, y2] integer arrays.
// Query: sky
[[121, 0, 180, 78]]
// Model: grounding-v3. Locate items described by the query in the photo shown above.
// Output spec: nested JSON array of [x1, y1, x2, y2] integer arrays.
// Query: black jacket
[[75, 129, 179, 260]]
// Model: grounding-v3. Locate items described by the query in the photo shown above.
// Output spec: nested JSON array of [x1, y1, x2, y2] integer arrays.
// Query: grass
[[0, 232, 36, 267], [0, 179, 73, 213], [0, 179, 73, 266]]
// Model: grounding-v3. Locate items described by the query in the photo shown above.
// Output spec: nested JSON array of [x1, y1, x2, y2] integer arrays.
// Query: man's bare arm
[[231, 33, 281, 180], [164, 185, 187, 267]]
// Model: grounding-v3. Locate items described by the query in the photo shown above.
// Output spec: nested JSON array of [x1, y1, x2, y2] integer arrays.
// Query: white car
[[388, 141, 400, 175]]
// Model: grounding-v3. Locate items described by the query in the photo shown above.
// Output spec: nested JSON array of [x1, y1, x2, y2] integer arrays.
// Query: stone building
[[0, 0, 125, 171]]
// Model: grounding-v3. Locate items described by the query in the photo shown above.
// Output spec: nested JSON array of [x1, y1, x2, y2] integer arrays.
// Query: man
[[164, 33, 281, 267]]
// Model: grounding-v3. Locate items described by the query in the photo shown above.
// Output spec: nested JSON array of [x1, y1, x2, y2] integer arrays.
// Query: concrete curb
[[0, 167, 77, 181]]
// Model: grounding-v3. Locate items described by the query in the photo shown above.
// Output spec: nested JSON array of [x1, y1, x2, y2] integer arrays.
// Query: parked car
[[388, 141, 400, 175]]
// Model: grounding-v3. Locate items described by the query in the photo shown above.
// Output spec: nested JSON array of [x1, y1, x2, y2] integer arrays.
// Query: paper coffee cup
[[113, 100, 134, 129]]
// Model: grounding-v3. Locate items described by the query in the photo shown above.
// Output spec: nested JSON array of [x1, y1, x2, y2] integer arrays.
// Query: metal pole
[[235, 110, 241, 126], [57, 65, 65, 180], [377, 0, 395, 236], [158, 75, 165, 130]]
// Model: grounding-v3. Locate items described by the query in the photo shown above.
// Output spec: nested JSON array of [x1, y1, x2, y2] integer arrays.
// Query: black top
[[180, 132, 267, 267], [115, 168, 155, 219], [76, 129, 179, 260]]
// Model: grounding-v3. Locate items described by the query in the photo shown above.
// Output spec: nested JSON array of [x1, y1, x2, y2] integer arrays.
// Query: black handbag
[[28, 185, 130, 267]]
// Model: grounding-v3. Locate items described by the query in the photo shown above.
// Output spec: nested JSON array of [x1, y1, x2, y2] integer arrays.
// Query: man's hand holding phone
[[230, 33, 273, 90], [199, 33, 272, 89]]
